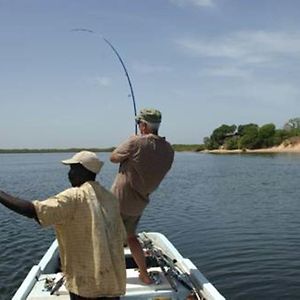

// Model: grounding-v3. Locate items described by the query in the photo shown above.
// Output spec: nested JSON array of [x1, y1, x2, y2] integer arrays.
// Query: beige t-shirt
[[111, 134, 174, 216], [33, 181, 126, 298]]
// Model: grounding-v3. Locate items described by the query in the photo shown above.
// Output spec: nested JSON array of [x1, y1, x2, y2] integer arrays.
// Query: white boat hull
[[13, 232, 225, 300]]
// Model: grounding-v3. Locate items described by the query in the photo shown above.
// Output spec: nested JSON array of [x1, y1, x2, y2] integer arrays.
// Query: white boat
[[13, 232, 225, 300]]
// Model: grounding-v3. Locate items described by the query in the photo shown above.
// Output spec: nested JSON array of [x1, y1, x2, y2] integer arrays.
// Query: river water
[[0, 152, 300, 300]]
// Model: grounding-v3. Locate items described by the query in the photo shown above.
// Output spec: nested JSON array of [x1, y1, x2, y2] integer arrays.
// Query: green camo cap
[[136, 108, 162, 124]]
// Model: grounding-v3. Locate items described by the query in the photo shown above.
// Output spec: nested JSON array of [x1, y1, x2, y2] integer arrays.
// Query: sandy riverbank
[[206, 142, 300, 154]]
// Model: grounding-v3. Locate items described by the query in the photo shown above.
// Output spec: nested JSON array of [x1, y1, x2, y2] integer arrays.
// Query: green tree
[[284, 117, 300, 131], [273, 129, 290, 146], [257, 123, 276, 148], [210, 124, 237, 149], [203, 137, 215, 150], [237, 123, 258, 136], [282, 118, 300, 139], [224, 137, 238, 150], [237, 124, 259, 149]]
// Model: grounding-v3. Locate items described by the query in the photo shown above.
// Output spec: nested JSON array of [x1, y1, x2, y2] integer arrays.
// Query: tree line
[[204, 118, 300, 150]]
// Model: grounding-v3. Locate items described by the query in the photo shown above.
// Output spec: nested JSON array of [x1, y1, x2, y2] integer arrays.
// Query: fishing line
[[71, 28, 138, 134]]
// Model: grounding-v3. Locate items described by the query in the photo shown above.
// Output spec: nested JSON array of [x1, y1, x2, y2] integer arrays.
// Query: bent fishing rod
[[71, 28, 138, 134]]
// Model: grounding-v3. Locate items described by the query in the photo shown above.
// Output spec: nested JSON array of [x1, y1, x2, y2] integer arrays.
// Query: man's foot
[[139, 272, 153, 284]]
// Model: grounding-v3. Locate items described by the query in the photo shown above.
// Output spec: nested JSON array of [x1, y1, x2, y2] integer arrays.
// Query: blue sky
[[1, 0, 300, 148]]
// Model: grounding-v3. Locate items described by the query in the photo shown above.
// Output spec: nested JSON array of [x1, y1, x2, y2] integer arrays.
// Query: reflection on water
[[1, 152, 300, 299]]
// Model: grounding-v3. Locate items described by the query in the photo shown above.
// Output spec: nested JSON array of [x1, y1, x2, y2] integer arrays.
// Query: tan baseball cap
[[62, 151, 104, 174]]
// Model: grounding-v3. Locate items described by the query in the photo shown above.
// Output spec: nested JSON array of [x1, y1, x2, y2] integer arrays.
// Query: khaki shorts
[[121, 214, 141, 236]]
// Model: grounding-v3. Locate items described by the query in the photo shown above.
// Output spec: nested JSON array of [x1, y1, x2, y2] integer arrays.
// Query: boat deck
[[26, 266, 181, 299], [13, 233, 225, 300]]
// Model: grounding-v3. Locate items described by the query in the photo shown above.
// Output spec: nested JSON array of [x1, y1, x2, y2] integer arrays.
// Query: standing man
[[0, 151, 126, 300], [110, 108, 174, 284]]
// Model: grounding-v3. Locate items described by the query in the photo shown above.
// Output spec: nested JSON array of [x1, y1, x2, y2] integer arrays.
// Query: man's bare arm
[[0, 190, 37, 219]]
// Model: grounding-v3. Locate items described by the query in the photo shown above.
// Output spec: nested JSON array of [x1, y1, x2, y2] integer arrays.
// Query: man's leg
[[122, 214, 152, 284], [127, 234, 152, 284]]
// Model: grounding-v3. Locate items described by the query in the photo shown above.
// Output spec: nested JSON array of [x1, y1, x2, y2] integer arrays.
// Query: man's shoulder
[[58, 186, 80, 196], [114, 135, 139, 151], [150, 135, 173, 148], [161, 137, 173, 148], [53, 187, 84, 203], [89, 181, 118, 201]]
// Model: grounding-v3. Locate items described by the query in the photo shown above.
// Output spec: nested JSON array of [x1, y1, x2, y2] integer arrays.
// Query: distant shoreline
[[0, 144, 205, 154], [205, 144, 300, 154], [0, 148, 115, 154], [1, 143, 300, 154]]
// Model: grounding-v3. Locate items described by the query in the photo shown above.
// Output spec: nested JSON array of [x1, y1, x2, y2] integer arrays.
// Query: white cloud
[[95, 76, 111, 87], [132, 62, 172, 74], [204, 78, 300, 107], [176, 30, 300, 64], [200, 66, 252, 78], [246, 81, 300, 106], [169, 0, 215, 8]]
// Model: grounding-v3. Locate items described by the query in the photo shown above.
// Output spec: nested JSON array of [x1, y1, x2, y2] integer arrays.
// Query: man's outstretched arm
[[0, 190, 37, 219]]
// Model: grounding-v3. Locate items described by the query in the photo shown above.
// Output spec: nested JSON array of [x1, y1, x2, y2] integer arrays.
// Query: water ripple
[[1, 153, 300, 299]]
